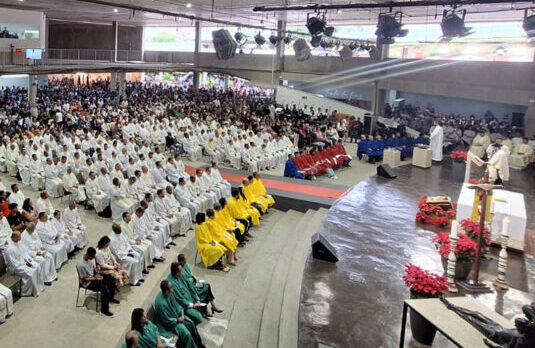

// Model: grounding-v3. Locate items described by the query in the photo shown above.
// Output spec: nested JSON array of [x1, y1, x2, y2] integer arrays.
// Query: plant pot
[[440, 256, 473, 281], [409, 291, 438, 346], [451, 160, 465, 182]]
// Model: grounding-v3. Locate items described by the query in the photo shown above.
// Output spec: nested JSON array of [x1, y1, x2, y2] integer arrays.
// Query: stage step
[[257, 209, 319, 348], [222, 209, 306, 348], [279, 208, 328, 348]]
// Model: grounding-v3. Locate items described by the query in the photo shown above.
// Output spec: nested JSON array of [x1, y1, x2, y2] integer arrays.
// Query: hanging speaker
[[311, 232, 338, 262], [212, 29, 237, 60], [293, 38, 311, 62]]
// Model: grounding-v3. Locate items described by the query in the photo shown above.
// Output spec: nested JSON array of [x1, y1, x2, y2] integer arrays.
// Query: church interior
[[0, 1, 534, 348]]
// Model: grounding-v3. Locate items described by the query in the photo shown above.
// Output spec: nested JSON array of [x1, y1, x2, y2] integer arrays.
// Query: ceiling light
[[113, 8, 119, 13], [522, 11, 535, 40], [441, 9, 473, 40], [186, 3, 192, 8], [254, 32, 266, 46], [283, 35, 292, 44], [375, 12, 408, 45], [337, 10, 342, 14], [310, 35, 322, 48], [324, 26, 335, 37], [234, 32, 247, 45], [306, 15, 326, 36]]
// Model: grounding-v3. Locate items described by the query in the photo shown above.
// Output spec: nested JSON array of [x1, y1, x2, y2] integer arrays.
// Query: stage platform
[[185, 166, 350, 212]]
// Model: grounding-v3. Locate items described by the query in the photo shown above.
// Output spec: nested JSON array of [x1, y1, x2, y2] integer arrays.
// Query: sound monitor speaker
[[339, 45, 353, 61], [311, 232, 339, 263], [377, 164, 397, 179], [293, 38, 311, 62], [212, 29, 237, 60], [511, 112, 524, 128]]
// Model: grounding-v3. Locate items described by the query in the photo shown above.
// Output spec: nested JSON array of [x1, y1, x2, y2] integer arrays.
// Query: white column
[[29, 75, 37, 104]]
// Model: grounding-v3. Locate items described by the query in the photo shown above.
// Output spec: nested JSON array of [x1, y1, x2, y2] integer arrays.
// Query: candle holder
[[493, 234, 509, 290], [446, 234, 458, 293]]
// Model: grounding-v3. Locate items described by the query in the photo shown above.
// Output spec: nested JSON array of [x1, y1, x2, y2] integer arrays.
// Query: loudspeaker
[[377, 164, 397, 178], [212, 29, 237, 60], [311, 232, 338, 262], [293, 38, 311, 62], [339, 45, 353, 61], [511, 112, 524, 128]]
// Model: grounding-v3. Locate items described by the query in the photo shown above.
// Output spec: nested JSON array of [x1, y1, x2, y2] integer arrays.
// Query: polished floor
[[299, 160, 535, 348]]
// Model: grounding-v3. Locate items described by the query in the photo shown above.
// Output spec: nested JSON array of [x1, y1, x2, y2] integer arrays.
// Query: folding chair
[[75, 266, 100, 312]]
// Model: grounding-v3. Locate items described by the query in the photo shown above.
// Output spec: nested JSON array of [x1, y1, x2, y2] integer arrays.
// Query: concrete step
[[222, 210, 305, 348], [257, 209, 316, 348], [279, 208, 328, 348]]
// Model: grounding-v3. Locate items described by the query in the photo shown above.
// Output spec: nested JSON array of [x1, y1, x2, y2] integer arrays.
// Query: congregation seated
[[470, 131, 491, 158], [95, 235, 130, 288], [509, 137, 534, 169], [129, 308, 169, 348]]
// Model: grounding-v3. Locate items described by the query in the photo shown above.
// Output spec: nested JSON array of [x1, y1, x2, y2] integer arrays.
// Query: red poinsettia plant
[[432, 232, 479, 262], [459, 219, 491, 246], [403, 264, 449, 296], [415, 196, 457, 228], [451, 151, 468, 162]]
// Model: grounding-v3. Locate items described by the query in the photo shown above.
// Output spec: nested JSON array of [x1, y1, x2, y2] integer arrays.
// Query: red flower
[[432, 232, 479, 261], [459, 219, 491, 246], [469, 179, 478, 184], [451, 151, 468, 161], [403, 264, 449, 295]]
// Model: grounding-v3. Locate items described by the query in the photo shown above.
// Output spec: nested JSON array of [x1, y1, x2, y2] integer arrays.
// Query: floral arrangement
[[460, 219, 491, 247], [432, 232, 479, 262], [450, 151, 468, 162], [403, 264, 449, 296], [415, 196, 457, 228]]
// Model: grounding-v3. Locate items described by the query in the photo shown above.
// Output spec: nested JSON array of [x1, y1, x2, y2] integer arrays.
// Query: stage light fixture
[[320, 39, 333, 49], [441, 9, 473, 39], [269, 34, 279, 45], [234, 32, 244, 42], [522, 11, 535, 39], [375, 12, 408, 45], [254, 32, 266, 46], [283, 35, 292, 44], [306, 15, 326, 36], [348, 42, 358, 51], [310, 35, 322, 48], [324, 26, 335, 37]]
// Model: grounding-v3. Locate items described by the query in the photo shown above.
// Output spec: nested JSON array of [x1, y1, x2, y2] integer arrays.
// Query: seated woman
[[194, 213, 229, 272], [21, 198, 39, 224], [95, 236, 129, 289], [130, 308, 170, 348], [177, 253, 223, 316]]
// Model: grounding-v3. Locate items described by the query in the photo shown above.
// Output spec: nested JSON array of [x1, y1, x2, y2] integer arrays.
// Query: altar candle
[[502, 217, 510, 236], [451, 220, 458, 238]]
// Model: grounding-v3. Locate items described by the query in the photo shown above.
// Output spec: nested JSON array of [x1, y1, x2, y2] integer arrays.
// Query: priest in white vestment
[[141, 197, 172, 245], [470, 131, 492, 158], [188, 176, 210, 211], [164, 186, 193, 233], [29, 154, 45, 191], [509, 137, 533, 168], [35, 213, 68, 269], [0, 283, 13, 323], [86, 172, 110, 214], [154, 189, 182, 237], [3, 231, 45, 296], [485, 143, 510, 185], [44, 158, 64, 198], [0, 215, 11, 248], [121, 212, 154, 271], [429, 120, 444, 162], [109, 223, 143, 286], [16, 150, 31, 185], [174, 178, 203, 218], [63, 167, 86, 203], [110, 178, 135, 224], [62, 203, 88, 249], [132, 208, 165, 260], [36, 191, 55, 216], [21, 223, 57, 284], [7, 185, 25, 208]]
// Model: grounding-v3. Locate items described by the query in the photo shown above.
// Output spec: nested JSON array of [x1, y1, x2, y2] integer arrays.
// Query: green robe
[[167, 273, 204, 325], [154, 292, 197, 348], [182, 263, 211, 303], [135, 320, 162, 348]]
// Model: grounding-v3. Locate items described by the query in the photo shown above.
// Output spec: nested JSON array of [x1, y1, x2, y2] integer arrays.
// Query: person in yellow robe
[[251, 172, 275, 207], [194, 213, 229, 272], [227, 190, 256, 228], [215, 200, 246, 248], [241, 179, 268, 214], [237, 187, 261, 226], [205, 209, 237, 265]]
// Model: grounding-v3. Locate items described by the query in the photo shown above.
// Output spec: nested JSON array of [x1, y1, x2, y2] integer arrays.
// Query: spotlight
[[234, 32, 244, 43], [113, 8, 118, 13], [269, 34, 279, 45], [324, 26, 335, 37], [186, 3, 192, 8], [441, 9, 473, 39], [254, 32, 266, 46], [320, 39, 333, 49], [348, 42, 358, 51], [375, 12, 408, 45], [522, 11, 535, 39], [306, 15, 326, 36], [310, 35, 322, 48], [283, 35, 292, 44]]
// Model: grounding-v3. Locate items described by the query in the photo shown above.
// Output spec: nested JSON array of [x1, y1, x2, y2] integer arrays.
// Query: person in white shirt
[[29, 154, 45, 191], [109, 223, 144, 286], [44, 157, 64, 198], [132, 207, 165, 261], [0, 214, 11, 248], [241, 143, 258, 172], [125, 176, 142, 203], [21, 223, 57, 285], [0, 283, 13, 323], [164, 185, 193, 233], [16, 149, 31, 185], [7, 184, 25, 207], [95, 235, 129, 289], [51, 210, 78, 254], [174, 177, 203, 218], [110, 178, 135, 224], [142, 195, 172, 245], [63, 167, 86, 203], [188, 175, 210, 211], [121, 212, 154, 272], [3, 231, 45, 297], [36, 191, 55, 216], [62, 202, 88, 249], [154, 189, 182, 237], [210, 163, 232, 198], [35, 212, 69, 270]]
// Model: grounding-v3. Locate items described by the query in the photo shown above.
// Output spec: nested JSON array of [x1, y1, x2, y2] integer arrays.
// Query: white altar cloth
[[457, 183, 526, 244]]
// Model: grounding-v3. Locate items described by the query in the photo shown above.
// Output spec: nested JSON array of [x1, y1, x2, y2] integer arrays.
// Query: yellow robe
[[251, 178, 275, 207], [242, 184, 268, 213], [218, 207, 245, 235], [238, 195, 260, 226], [195, 222, 226, 267], [206, 217, 238, 252]]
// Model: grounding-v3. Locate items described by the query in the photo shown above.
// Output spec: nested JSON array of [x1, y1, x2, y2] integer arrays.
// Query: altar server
[[194, 213, 228, 271], [429, 119, 444, 162]]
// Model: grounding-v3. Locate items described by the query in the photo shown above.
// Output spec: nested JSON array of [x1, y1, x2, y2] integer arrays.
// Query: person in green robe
[[154, 280, 204, 348], [178, 253, 223, 316], [131, 308, 166, 348], [167, 262, 204, 325]]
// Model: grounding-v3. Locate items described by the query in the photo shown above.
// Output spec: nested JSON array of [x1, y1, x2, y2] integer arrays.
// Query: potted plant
[[403, 264, 449, 346], [416, 196, 456, 228], [450, 151, 467, 182], [460, 219, 491, 247], [432, 232, 477, 280]]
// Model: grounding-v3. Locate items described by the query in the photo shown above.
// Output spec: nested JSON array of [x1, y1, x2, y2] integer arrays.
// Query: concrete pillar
[[28, 75, 37, 104], [371, 42, 390, 116], [112, 21, 118, 62], [224, 74, 229, 91], [119, 72, 127, 98], [192, 21, 201, 94], [110, 72, 117, 92], [275, 20, 286, 85]]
